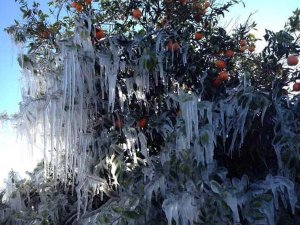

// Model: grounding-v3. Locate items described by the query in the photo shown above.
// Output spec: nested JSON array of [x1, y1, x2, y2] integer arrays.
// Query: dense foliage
[[1, 0, 300, 224]]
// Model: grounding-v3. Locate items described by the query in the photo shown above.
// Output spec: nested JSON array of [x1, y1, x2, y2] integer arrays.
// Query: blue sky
[[0, 0, 298, 184], [0, 1, 22, 114]]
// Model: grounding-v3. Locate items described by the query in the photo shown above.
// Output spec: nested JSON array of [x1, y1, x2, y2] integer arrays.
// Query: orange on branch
[[167, 41, 180, 51], [194, 32, 204, 40], [95, 28, 105, 40], [287, 55, 299, 66], [132, 8, 142, 20], [71, 2, 79, 8], [172, 42, 180, 51], [240, 39, 247, 47], [215, 60, 226, 69], [293, 82, 300, 91], [40, 30, 50, 39], [167, 40, 173, 51], [239, 46, 248, 53], [75, 4, 83, 12], [212, 77, 222, 88], [138, 117, 147, 129], [114, 119, 123, 129], [248, 44, 255, 52], [85, 0, 92, 4], [225, 49, 235, 58], [218, 71, 229, 81]]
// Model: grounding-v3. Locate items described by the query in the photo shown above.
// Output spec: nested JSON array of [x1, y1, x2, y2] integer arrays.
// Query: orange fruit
[[132, 8, 142, 20], [240, 39, 247, 47], [85, 0, 92, 4], [167, 40, 173, 51], [218, 71, 229, 81], [114, 119, 122, 129], [212, 77, 222, 88], [215, 60, 226, 69], [95, 28, 105, 40], [40, 30, 50, 39], [287, 55, 299, 66], [204, 1, 211, 8], [248, 44, 255, 52], [293, 82, 300, 91], [71, 2, 79, 8], [194, 32, 204, 40], [172, 42, 180, 51], [167, 40, 180, 51], [239, 46, 248, 53], [138, 117, 147, 128], [225, 49, 235, 58], [75, 4, 83, 12]]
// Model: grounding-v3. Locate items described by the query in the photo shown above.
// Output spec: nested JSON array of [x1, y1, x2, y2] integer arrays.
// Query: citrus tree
[[2, 0, 300, 224]]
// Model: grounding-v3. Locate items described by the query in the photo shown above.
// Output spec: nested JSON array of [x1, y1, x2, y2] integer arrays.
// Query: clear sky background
[[0, 0, 299, 186]]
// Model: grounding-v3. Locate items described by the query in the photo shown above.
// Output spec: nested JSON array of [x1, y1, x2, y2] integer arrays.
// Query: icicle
[[181, 43, 188, 66], [224, 192, 240, 223], [138, 132, 148, 160], [179, 92, 199, 149]]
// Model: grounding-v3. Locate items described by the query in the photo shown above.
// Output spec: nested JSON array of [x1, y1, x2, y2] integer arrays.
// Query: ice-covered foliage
[[1, 0, 300, 224]]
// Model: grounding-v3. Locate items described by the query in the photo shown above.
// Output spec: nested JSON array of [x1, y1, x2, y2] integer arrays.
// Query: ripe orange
[[240, 39, 247, 47], [132, 8, 142, 20], [167, 40, 173, 51], [75, 3, 83, 12], [71, 2, 79, 8], [287, 55, 299, 66], [85, 0, 92, 4], [225, 49, 235, 58], [172, 42, 180, 51], [194, 32, 204, 40], [212, 77, 222, 88], [239, 46, 248, 53], [40, 30, 50, 39], [248, 44, 255, 52], [167, 41, 180, 51], [218, 71, 229, 81], [204, 1, 211, 9], [293, 82, 300, 91], [138, 117, 147, 128], [95, 28, 105, 40], [215, 60, 226, 69], [114, 119, 122, 129]]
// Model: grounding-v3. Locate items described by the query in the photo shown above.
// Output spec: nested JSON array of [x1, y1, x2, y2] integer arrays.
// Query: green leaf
[[210, 180, 222, 194], [123, 210, 140, 219]]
